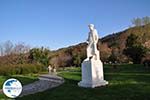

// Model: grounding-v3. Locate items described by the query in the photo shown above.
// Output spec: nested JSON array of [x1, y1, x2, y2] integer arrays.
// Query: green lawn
[[0, 74, 38, 99], [17, 64, 150, 100]]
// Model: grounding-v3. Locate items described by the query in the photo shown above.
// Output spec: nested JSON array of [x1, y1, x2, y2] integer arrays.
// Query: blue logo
[[3, 78, 22, 98]]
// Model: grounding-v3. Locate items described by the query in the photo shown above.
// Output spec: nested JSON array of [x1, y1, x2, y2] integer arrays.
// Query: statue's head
[[88, 24, 94, 31]]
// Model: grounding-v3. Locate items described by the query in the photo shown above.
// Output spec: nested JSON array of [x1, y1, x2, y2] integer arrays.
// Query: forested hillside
[[51, 24, 150, 65]]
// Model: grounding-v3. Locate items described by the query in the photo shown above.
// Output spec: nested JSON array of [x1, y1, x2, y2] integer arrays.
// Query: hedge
[[0, 64, 46, 75]]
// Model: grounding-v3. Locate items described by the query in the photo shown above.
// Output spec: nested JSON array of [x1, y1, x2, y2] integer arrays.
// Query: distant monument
[[48, 65, 57, 74], [78, 24, 108, 88], [48, 65, 52, 74]]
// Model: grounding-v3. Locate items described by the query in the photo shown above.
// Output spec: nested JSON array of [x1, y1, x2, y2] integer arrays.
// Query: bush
[[0, 64, 45, 75]]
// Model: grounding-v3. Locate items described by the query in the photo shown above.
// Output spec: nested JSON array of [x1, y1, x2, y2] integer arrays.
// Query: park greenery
[[0, 64, 149, 100], [15, 64, 150, 100]]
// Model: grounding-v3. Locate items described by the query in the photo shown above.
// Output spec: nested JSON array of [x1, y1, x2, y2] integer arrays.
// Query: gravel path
[[20, 74, 64, 97]]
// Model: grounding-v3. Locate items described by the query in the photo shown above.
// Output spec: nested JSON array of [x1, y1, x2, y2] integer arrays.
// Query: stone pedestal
[[78, 58, 108, 88]]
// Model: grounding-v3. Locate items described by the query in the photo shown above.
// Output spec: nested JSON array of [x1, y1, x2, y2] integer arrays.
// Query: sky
[[0, 0, 150, 50]]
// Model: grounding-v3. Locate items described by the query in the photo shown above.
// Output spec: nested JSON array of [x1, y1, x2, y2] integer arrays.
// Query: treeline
[[0, 42, 86, 75], [132, 16, 150, 26], [0, 41, 51, 75]]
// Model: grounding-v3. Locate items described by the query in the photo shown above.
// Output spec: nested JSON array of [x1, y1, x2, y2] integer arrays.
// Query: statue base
[[78, 58, 108, 88]]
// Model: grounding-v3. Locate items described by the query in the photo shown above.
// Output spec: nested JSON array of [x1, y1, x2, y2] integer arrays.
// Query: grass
[[0, 74, 38, 99], [16, 64, 150, 100]]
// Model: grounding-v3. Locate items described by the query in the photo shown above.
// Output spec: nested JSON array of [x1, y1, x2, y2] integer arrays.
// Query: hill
[[51, 24, 150, 66]]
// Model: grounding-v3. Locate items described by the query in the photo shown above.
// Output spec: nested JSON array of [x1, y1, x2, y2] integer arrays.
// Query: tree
[[123, 34, 147, 63], [0, 43, 4, 56], [50, 53, 72, 69], [132, 16, 150, 26], [4, 40, 13, 55], [108, 48, 120, 63], [108, 53, 117, 64], [99, 43, 111, 62], [142, 16, 150, 25], [73, 54, 81, 67], [124, 46, 147, 64], [132, 18, 142, 26], [29, 47, 50, 66], [13, 43, 30, 54], [72, 47, 86, 67], [126, 34, 139, 47]]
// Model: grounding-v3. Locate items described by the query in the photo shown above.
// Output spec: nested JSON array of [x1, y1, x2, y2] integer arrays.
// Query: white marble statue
[[87, 24, 99, 60], [78, 24, 108, 88]]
